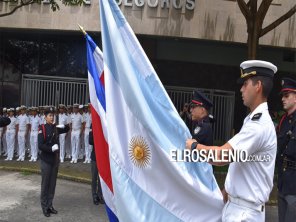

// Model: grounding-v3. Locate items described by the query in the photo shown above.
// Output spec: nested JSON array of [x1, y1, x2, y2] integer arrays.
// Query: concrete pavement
[[0, 171, 108, 222], [0, 170, 279, 222]]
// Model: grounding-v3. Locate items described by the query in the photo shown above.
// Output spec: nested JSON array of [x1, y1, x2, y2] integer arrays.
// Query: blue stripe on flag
[[105, 204, 119, 222], [86, 34, 106, 111]]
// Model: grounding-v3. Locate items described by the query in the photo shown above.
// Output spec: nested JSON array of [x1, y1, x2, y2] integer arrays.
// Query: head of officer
[[67, 105, 72, 114], [73, 104, 79, 114], [8, 108, 15, 117], [28, 107, 32, 116], [20, 105, 27, 115], [16, 107, 20, 115], [85, 104, 91, 113], [79, 105, 84, 114], [39, 106, 44, 115], [238, 60, 277, 112], [44, 108, 55, 124], [190, 90, 213, 121], [280, 77, 296, 115], [58, 104, 66, 114], [31, 107, 38, 116]]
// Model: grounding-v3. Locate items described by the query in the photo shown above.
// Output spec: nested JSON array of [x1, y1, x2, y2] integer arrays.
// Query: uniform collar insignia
[[251, 113, 262, 121], [194, 126, 201, 134]]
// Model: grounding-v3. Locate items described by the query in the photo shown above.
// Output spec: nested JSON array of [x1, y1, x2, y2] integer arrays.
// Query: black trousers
[[40, 159, 59, 210], [91, 160, 103, 200], [278, 192, 296, 222]]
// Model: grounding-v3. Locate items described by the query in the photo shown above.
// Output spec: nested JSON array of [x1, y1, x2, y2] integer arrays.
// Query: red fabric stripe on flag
[[90, 105, 113, 192], [100, 71, 105, 86]]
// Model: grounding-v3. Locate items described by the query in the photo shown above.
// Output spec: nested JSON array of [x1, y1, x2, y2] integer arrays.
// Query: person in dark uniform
[[38, 108, 69, 217], [0, 116, 11, 127], [189, 90, 214, 146], [179, 103, 191, 127], [276, 77, 296, 222], [89, 124, 104, 205]]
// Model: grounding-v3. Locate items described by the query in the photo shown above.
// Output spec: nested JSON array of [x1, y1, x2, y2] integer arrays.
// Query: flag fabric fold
[[86, 33, 119, 222], [99, 0, 224, 220]]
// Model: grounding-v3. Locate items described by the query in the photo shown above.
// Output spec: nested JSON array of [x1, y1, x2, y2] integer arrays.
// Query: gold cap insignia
[[240, 69, 257, 79]]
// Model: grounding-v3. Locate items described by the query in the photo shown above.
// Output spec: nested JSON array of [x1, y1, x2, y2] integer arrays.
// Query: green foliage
[[0, 0, 84, 17]]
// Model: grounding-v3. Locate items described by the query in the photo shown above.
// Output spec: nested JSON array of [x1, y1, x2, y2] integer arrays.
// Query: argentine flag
[[99, 0, 224, 221]]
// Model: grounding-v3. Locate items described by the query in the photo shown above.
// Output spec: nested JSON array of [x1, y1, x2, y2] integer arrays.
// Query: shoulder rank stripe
[[251, 113, 262, 121]]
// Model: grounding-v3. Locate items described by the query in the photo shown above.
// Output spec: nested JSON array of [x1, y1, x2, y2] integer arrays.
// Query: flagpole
[[77, 24, 87, 36]]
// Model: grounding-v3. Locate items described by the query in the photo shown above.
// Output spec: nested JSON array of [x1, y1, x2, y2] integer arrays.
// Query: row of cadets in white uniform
[[0, 108, 7, 157], [2, 106, 38, 161], [3, 108, 18, 161], [29, 107, 42, 162], [59, 103, 92, 164], [1, 104, 92, 164]]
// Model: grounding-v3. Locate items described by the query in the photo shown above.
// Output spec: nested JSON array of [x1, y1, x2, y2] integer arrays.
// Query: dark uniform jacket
[[38, 123, 69, 165], [190, 116, 213, 146], [0, 116, 11, 127], [277, 111, 296, 195], [89, 124, 96, 162]]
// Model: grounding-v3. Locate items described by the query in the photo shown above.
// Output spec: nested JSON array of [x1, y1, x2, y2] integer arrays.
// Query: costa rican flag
[[85, 33, 119, 222]]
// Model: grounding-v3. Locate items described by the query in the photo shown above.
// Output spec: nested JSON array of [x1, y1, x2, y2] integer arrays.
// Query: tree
[[237, 0, 296, 59], [0, 0, 84, 17]]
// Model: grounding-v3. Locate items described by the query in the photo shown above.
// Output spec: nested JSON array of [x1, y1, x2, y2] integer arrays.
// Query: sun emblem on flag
[[129, 136, 151, 168]]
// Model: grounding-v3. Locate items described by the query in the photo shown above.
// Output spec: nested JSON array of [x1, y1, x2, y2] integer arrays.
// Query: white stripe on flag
[[88, 72, 108, 140]]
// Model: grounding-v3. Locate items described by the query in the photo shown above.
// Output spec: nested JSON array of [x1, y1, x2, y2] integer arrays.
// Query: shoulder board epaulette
[[251, 113, 262, 121]]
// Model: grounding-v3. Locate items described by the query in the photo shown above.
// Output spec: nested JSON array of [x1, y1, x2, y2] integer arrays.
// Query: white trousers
[[79, 132, 84, 159], [26, 132, 30, 154], [2, 132, 7, 154], [71, 130, 80, 160], [6, 130, 16, 159], [222, 201, 265, 222], [18, 131, 26, 159], [30, 131, 38, 160], [59, 133, 66, 161], [84, 129, 92, 161], [66, 132, 71, 157], [15, 135, 18, 155]]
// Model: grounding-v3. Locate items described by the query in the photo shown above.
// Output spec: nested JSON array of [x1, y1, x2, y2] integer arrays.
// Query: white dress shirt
[[225, 102, 277, 204]]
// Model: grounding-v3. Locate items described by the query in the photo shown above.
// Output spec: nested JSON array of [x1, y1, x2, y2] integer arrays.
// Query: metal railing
[[21, 74, 89, 107], [21, 74, 235, 141]]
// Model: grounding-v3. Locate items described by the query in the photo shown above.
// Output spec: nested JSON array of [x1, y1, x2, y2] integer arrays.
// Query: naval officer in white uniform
[[186, 60, 277, 222], [70, 104, 84, 163]]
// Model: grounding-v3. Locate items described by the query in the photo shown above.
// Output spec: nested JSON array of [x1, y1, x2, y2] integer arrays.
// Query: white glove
[[56, 124, 65, 129], [52, 144, 59, 152]]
